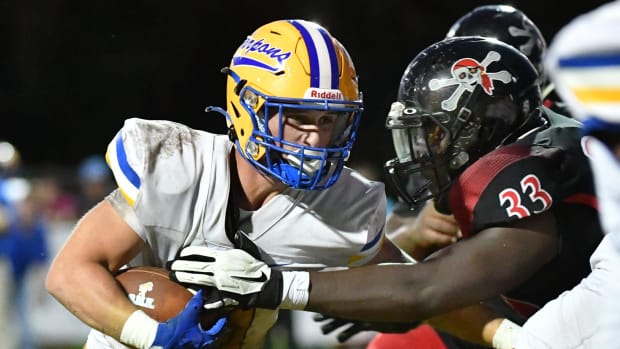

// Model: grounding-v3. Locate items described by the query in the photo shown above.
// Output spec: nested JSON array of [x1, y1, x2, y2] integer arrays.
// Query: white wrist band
[[280, 271, 310, 310], [120, 309, 159, 349], [492, 318, 521, 349]]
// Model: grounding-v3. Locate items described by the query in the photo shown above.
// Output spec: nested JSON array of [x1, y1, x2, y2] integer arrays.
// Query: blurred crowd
[[0, 140, 114, 349]]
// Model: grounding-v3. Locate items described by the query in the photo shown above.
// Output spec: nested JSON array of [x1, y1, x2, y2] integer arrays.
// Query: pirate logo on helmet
[[429, 51, 513, 111]]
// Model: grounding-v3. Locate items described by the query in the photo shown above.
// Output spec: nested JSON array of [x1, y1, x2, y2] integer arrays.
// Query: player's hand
[[152, 289, 227, 349], [313, 313, 419, 343], [168, 247, 283, 310], [390, 201, 461, 260]]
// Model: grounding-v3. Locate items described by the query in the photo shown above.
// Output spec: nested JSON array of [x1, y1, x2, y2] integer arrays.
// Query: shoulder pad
[[450, 144, 565, 236], [105, 118, 198, 206]]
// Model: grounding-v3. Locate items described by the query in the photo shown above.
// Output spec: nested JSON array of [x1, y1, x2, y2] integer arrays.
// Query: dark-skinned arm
[[169, 211, 558, 346], [306, 211, 557, 324]]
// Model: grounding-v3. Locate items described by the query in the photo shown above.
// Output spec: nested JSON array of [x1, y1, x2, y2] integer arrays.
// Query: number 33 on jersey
[[446, 122, 597, 238]]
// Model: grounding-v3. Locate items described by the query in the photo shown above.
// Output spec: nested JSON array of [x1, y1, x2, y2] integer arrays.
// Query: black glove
[[313, 313, 419, 343]]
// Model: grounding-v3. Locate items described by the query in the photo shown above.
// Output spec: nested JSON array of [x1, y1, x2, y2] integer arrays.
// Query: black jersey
[[448, 108, 603, 316]]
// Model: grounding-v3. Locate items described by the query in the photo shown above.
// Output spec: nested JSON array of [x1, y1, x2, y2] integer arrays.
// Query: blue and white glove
[[120, 289, 227, 349], [168, 247, 310, 311]]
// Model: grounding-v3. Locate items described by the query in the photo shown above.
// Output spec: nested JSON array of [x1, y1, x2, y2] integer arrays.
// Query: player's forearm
[[46, 201, 144, 340], [46, 258, 137, 339], [305, 264, 445, 322]]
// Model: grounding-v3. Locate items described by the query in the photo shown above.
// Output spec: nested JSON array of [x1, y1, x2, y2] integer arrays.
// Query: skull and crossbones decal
[[429, 51, 513, 111]]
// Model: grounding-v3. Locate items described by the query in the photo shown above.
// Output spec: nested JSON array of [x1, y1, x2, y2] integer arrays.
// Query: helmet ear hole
[[230, 103, 241, 118], [234, 80, 248, 96]]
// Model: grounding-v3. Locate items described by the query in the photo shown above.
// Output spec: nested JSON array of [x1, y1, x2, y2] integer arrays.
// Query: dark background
[[0, 0, 608, 186]]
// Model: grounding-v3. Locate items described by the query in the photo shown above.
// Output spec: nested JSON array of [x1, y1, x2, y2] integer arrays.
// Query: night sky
[[0, 0, 609, 188]]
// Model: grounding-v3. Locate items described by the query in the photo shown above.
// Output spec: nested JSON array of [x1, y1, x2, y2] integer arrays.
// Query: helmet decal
[[508, 19, 540, 56], [289, 20, 339, 89], [429, 51, 513, 111], [233, 38, 293, 73], [445, 5, 547, 82]]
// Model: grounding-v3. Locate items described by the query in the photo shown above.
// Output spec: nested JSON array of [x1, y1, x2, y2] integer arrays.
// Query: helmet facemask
[[385, 99, 481, 209], [236, 82, 362, 189], [212, 19, 364, 190]]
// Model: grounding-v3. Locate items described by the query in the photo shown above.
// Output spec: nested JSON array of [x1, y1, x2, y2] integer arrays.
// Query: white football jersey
[[86, 118, 387, 349]]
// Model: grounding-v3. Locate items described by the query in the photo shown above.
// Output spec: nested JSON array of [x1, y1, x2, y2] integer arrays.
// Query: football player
[[512, 2, 620, 347], [45, 19, 411, 349], [359, 6, 559, 349], [322, 8, 577, 345], [344, 7, 575, 347], [170, 36, 605, 348], [446, 4, 569, 116]]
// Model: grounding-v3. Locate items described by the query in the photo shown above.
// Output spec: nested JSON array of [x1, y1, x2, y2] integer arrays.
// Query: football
[[114, 266, 221, 328], [115, 266, 257, 348]]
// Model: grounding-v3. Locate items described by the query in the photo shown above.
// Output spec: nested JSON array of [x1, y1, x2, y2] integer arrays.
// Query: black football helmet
[[384, 36, 542, 211], [446, 5, 547, 84]]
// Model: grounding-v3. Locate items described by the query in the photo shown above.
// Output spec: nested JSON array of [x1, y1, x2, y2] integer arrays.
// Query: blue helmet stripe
[[290, 20, 320, 87], [317, 27, 339, 89], [289, 20, 338, 89]]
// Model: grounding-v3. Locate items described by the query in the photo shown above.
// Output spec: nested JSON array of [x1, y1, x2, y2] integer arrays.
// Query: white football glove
[[168, 247, 283, 310]]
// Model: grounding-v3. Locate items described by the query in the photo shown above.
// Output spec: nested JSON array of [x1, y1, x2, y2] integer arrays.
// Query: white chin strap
[[582, 136, 620, 250]]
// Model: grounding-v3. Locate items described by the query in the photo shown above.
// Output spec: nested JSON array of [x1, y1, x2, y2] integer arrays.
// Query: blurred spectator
[[34, 175, 78, 222], [0, 177, 49, 349], [0, 255, 17, 349], [0, 140, 21, 230], [76, 155, 114, 217], [0, 140, 21, 349]]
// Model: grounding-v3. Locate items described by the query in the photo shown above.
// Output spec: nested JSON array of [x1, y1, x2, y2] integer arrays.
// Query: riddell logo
[[306, 89, 343, 100]]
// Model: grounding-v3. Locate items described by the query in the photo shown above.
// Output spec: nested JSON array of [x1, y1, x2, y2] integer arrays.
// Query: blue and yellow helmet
[[215, 19, 363, 190]]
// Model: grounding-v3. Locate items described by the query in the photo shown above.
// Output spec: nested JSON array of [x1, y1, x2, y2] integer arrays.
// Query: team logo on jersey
[[232, 36, 292, 73], [508, 20, 540, 56], [429, 51, 513, 111], [127, 281, 155, 309]]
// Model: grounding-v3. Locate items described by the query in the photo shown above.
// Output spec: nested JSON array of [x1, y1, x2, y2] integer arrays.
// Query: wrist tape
[[492, 318, 521, 349], [280, 271, 310, 310], [120, 309, 158, 349]]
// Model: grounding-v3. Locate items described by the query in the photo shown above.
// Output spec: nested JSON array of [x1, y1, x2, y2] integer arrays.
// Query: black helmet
[[384, 36, 541, 210], [446, 5, 547, 83]]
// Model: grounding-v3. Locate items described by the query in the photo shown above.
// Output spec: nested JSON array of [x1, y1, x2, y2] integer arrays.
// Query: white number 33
[[499, 174, 553, 218]]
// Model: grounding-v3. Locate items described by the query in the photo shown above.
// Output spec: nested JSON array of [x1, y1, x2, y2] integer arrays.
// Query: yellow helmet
[[209, 19, 363, 190]]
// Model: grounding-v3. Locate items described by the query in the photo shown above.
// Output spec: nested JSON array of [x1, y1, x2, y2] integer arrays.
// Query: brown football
[[115, 266, 257, 348], [114, 266, 221, 328]]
